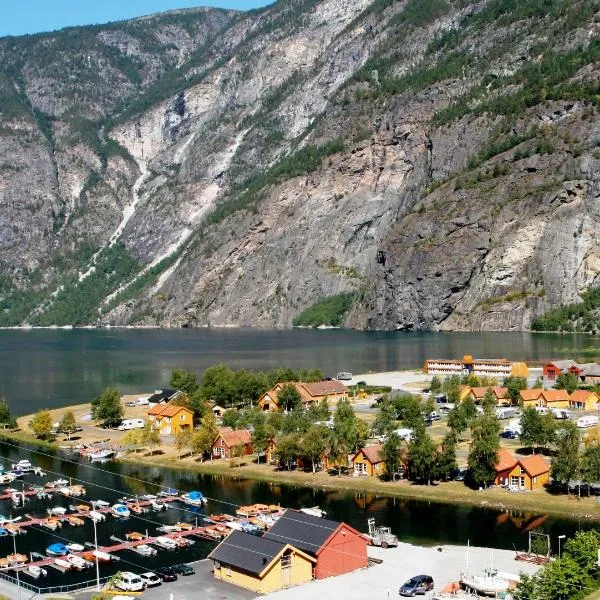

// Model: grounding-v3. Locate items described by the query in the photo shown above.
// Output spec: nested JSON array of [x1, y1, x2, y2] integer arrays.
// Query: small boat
[[70, 504, 90, 513], [0, 515, 21, 525], [0, 474, 15, 484], [0, 528, 8, 537], [172, 536, 194, 548], [236, 505, 258, 517], [111, 504, 130, 518], [460, 568, 512, 595], [67, 516, 85, 526], [92, 500, 110, 508], [69, 485, 86, 496], [127, 503, 147, 515], [240, 521, 260, 533], [153, 536, 178, 550], [126, 531, 144, 541], [181, 491, 207, 507], [131, 544, 157, 557], [45, 479, 69, 489], [9, 470, 24, 479], [41, 518, 62, 531], [157, 525, 181, 533], [139, 494, 157, 501], [46, 543, 69, 557], [10, 492, 24, 507], [159, 487, 179, 497], [175, 522, 194, 531], [87, 511, 106, 523], [88, 449, 115, 461], [151, 500, 166, 511], [11, 460, 33, 472], [23, 565, 47, 579], [47, 507, 67, 516], [66, 543, 85, 552], [67, 555, 93, 570], [4, 524, 22, 536], [54, 558, 72, 571], [6, 553, 28, 566], [300, 506, 327, 518], [92, 550, 116, 562], [36, 491, 51, 500], [224, 521, 243, 531]]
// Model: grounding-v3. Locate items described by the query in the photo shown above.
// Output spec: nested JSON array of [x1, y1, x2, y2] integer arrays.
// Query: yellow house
[[351, 444, 385, 477], [519, 389, 543, 408], [208, 530, 315, 593], [569, 390, 600, 411], [539, 389, 570, 408], [258, 380, 349, 412], [147, 404, 193, 436]]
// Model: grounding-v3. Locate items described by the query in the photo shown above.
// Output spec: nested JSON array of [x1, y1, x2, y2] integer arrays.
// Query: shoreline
[[2, 427, 599, 523]]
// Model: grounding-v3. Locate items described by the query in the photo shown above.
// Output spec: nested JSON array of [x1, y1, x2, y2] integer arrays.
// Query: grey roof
[[263, 510, 340, 556], [147, 389, 179, 404], [208, 531, 286, 575], [583, 364, 600, 377], [548, 360, 577, 370]]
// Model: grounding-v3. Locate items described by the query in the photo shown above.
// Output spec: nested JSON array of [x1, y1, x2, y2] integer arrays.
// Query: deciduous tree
[[0, 398, 16, 429], [481, 389, 497, 414], [169, 369, 199, 395], [436, 431, 458, 480], [29, 410, 53, 439], [278, 384, 302, 412], [302, 425, 329, 473], [468, 413, 500, 487], [173, 429, 192, 460], [91, 387, 123, 427], [408, 425, 437, 484], [581, 446, 600, 487], [555, 372, 579, 394], [59, 411, 76, 440], [275, 433, 301, 470], [383, 433, 402, 481], [551, 421, 580, 491]]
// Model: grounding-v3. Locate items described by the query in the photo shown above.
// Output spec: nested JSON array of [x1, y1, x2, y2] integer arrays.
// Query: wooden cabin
[[351, 444, 385, 477], [569, 390, 600, 411]]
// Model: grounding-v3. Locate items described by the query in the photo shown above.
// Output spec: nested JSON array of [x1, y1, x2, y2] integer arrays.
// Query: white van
[[136, 396, 150, 406], [114, 572, 144, 592], [394, 428, 414, 442], [534, 406, 549, 415], [551, 408, 569, 420], [577, 415, 599, 429], [504, 419, 522, 435], [118, 418, 145, 431], [496, 407, 516, 420]]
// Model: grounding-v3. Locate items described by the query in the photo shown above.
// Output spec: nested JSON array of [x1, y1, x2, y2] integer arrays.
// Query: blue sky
[[0, 1, 272, 37]]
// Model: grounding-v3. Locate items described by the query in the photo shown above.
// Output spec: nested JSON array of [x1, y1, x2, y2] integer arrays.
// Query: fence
[[0, 569, 111, 595]]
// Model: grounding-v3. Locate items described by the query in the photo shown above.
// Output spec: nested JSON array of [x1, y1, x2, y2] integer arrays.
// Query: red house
[[212, 427, 253, 459], [263, 509, 368, 579], [543, 360, 576, 381]]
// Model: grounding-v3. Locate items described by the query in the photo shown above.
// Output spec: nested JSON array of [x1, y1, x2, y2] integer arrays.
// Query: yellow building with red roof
[[147, 403, 193, 436]]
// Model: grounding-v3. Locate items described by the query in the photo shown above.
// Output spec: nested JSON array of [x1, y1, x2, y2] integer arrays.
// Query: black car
[[399, 575, 434, 596], [154, 567, 178, 582], [172, 563, 195, 576]]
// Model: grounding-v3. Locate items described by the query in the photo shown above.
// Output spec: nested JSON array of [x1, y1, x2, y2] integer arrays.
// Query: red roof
[[148, 403, 192, 417], [520, 389, 542, 401], [540, 389, 569, 403], [353, 444, 384, 465], [518, 455, 550, 478], [216, 427, 251, 448], [495, 448, 518, 472], [570, 390, 599, 402]]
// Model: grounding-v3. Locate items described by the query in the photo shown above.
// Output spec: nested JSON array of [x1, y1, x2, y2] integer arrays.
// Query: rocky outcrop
[[0, 0, 599, 330]]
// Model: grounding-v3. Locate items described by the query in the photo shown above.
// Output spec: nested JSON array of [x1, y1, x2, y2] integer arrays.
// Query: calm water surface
[[0, 329, 598, 414], [0, 442, 594, 589]]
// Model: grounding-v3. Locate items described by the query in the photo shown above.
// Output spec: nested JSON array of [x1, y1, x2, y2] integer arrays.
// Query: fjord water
[[0, 441, 594, 589], [0, 328, 598, 414]]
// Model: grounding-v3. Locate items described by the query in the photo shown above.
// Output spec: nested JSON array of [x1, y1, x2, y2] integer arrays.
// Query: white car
[[140, 572, 162, 587], [114, 572, 144, 592]]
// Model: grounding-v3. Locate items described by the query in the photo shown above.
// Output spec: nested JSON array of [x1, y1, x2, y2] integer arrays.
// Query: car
[[427, 411, 440, 421], [454, 469, 468, 481], [140, 572, 162, 587], [154, 567, 178, 582], [399, 574, 434, 596], [501, 430, 518, 439], [172, 563, 195, 576], [113, 572, 144, 592]]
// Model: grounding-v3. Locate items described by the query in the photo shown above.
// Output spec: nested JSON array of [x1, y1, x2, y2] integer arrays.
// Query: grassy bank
[[4, 426, 599, 522]]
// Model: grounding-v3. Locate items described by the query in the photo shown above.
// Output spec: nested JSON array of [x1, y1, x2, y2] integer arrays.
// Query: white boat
[[151, 500, 166, 511], [67, 555, 93, 570], [12, 460, 33, 472], [11, 492, 25, 506], [92, 500, 110, 508], [92, 549, 116, 562], [224, 521, 243, 531], [111, 504, 131, 518], [153, 536, 178, 550], [460, 568, 512, 595], [54, 558, 72, 571], [88, 449, 115, 461], [181, 491, 207, 506], [47, 507, 67, 516], [0, 474, 15, 484], [46, 479, 69, 488], [0, 515, 21, 525], [157, 525, 181, 533], [131, 544, 157, 557], [66, 543, 85, 552], [88, 511, 106, 522], [300, 506, 327, 518], [23, 565, 47, 579]]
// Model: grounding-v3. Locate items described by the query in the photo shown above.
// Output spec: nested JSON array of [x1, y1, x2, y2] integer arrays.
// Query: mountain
[[0, 0, 599, 331]]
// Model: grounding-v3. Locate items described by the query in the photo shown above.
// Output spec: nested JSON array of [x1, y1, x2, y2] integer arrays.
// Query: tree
[[91, 387, 123, 427], [436, 432, 458, 480], [252, 422, 276, 463], [532, 377, 543, 389], [333, 400, 361, 451], [551, 421, 580, 492], [302, 425, 329, 473], [29, 410, 53, 439], [188, 389, 207, 424], [278, 384, 302, 412], [281, 407, 310, 434], [221, 408, 240, 429], [383, 433, 402, 481], [191, 413, 218, 461], [0, 399, 16, 429], [394, 394, 422, 430], [563, 530, 600, 572], [447, 404, 468, 437], [581, 446, 600, 487], [328, 429, 350, 476], [59, 411, 76, 440], [468, 413, 500, 487], [520, 407, 545, 452], [555, 372, 579, 394], [504, 376, 527, 405], [481, 388, 496, 414], [462, 396, 478, 423], [429, 376, 442, 395], [372, 398, 396, 436], [275, 433, 301, 470], [142, 424, 161, 455], [408, 425, 437, 484], [535, 555, 584, 600], [122, 428, 144, 453], [173, 429, 192, 460], [443, 375, 461, 404], [169, 369, 199, 395], [421, 394, 436, 416]]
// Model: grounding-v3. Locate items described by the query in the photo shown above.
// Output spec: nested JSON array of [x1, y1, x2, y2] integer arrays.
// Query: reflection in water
[[1, 329, 597, 413]]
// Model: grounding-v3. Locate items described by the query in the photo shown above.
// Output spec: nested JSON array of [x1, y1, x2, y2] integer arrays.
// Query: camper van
[[118, 419, 145, 431], [551, 408, 569, 420], [577, 415, 599, 429], [503, 419, 522, 436], [496, 407, 516, 420]]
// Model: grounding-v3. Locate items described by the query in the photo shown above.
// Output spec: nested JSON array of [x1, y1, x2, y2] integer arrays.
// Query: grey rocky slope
[[0, 0, 598, 330]]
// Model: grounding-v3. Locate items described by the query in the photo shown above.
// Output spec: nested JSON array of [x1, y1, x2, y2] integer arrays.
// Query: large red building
[[263, 509, 368, 579]]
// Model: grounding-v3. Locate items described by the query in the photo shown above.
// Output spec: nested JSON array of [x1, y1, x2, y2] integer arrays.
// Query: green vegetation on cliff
[[293, 292, 357, 328], [531, 287, 600, 333]]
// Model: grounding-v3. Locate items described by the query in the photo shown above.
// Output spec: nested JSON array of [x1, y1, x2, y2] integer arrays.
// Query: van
[[136, 397, 150, 406], [577, 415, 599, 429], [551, 408, 569, 420], [114, 572, 144, 592], [534, 406, 549, 415], [118, 418, 145, 431], [394, 428, 414, 442], [336, 372, 352, 380], [496, 407, 516, 420]]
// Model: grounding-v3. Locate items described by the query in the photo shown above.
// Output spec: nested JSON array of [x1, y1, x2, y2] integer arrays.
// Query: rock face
[[0, 0, 599, 329]]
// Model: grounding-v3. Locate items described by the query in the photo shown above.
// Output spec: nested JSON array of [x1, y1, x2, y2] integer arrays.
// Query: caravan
[[496, 407, 516, 420], [118, 419, 145, 431], [577, 415, 599, 429]]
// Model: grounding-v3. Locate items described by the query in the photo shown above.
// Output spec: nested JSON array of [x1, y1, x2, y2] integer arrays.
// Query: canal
[[0, 441, 594, 590]]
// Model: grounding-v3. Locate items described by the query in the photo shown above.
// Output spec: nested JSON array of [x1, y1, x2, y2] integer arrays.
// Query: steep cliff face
[[0, 0, 599, 330]]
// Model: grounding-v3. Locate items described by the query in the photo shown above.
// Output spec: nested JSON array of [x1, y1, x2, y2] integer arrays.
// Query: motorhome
[[551, 408, 569, 420], [496, 407, 516, 420], [577, 415, 599, 429], [503, 419, 522, 435], [118, 419, 145, 431]]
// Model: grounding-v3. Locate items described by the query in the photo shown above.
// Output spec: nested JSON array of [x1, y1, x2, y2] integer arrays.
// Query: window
[[226, 567, 232, 577], [180, 414, 185, 420], [354, 462, 367, 475], [519, 467, 525, 474], [281, 554, 292, 568], [533, 476, 537, 483]]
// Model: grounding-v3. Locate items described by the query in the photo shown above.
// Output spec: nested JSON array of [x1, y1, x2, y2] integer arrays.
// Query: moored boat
[[131, 544, 157, 557], [88, 449, 115, 461], [6, 553, 28, 566], [41, 518, 62, 531], [66, 543, 85, 552], [153, 536, 178, 550], [47, 506, 67, 516], [23, 565, 47, 579], [54, 558, 72, 571], [300, 506, 327, 518], [175, 522, 194, 531], [181, 491, 207, 507], [92, 500, 110, 508], [111, 504, 131, 518], [150, 499, 166, 511], [67, 554, 93, 570], [67, 516, 85, 526], [87, 511, 106, 523], [46, 543, 69, 557], [125, 531, 144, 541], [11, 460, 33, 472]]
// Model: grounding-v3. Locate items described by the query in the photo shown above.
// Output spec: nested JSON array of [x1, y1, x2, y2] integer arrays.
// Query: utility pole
[[13, 535, 21, 600], [91, 501, 100, 590], [558, 534, 566, 561]]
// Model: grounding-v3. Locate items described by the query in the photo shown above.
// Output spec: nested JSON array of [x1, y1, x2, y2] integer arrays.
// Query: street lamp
[[558, 534, 566, 560], [90, 501, 100, 590], [13, 535, 21, 600]]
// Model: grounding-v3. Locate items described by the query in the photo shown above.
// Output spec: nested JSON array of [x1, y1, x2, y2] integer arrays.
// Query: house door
[[281, 552, 292, 587]]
